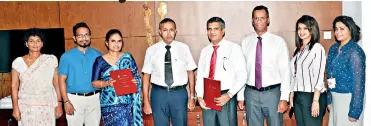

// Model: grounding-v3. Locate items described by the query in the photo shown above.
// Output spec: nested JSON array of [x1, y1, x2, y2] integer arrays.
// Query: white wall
[[342, 1, 362, 45], [343, 1, 370, 125]]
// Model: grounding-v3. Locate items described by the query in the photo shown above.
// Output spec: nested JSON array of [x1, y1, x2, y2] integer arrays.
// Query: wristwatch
[[190, 96, 197, 100]]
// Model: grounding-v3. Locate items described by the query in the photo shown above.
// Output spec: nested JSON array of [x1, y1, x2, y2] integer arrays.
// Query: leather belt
[[247, 84, 280, 91], [152, 84, 187, 91], [70, 90, 100, 96]]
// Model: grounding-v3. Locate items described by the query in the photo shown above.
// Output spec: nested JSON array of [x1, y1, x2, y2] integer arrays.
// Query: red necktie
[[209, 45, 219, 79]]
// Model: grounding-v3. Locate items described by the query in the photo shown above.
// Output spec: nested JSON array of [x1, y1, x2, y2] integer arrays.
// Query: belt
[[152, 84, 187, 91], [247, 84, 280, 91], [70, 90, 100, 96]]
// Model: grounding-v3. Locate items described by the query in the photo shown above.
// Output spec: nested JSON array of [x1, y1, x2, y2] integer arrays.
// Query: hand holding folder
[[110, 69, 138, 96], [203, 78, 221, 111]]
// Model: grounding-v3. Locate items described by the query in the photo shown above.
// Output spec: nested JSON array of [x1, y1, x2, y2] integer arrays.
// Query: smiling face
[[73, 27, 91, 48], [252, 10, 269, 33], [105, 33, 123, 52], [297, 23, 311, 42], [334, 21, 352, 43], [207, 22, 224, 44], [26, 36, 43, 52]]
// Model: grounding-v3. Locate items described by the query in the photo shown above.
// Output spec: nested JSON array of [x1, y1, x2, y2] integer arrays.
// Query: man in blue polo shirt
[[58, 22, 102, 126]]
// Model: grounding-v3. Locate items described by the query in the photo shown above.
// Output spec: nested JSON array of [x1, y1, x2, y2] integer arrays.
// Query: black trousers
[[293, 92, 327, 126]]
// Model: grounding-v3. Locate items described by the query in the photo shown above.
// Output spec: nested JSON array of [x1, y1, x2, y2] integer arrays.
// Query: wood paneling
[[59, 2, 156, 39], [0, 2, 60, 29], [154, 1, 341, 62], [0, 2, 342, 125]]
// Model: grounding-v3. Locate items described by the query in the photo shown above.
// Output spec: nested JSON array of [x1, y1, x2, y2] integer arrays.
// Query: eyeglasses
[[76, 34, 91, 38]]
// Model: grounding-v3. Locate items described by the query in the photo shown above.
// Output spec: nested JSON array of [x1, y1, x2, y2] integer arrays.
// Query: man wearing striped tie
[[142, 18, 197, 126], [196, 17, 247, 126]]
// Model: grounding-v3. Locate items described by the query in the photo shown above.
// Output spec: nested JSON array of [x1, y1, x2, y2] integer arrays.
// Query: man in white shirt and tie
[[142, 18, 197, 126], [196, 17, 247, 126], [238, 5, 291, 126]]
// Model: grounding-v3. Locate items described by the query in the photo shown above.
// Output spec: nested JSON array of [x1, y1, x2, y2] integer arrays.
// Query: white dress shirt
[[196, 39, 247, 100], [142, 40, 197, 87], [240, 32, 291, 101], [290, 43, 326, 93]]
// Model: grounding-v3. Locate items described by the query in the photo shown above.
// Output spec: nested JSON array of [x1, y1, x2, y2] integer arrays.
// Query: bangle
[[190, 96, 197, 100], [64, 100, 71, 104]]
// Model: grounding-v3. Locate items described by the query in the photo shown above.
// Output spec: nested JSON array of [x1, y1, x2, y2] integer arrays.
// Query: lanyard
[[330, 50, 341, 78]]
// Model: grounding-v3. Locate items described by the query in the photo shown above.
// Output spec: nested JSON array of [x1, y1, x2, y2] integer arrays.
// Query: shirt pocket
[[151, 52, 164, 73], [173, 56, 187, 72]]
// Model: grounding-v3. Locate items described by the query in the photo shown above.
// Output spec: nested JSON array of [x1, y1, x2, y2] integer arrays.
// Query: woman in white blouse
[[289, 15, 327, 126]]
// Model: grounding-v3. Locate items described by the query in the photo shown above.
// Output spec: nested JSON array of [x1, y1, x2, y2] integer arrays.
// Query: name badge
[[327, 78, 336, 89]]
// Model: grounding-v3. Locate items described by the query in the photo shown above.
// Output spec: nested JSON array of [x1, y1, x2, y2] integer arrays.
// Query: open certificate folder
[[109, 69, 138, 96], [203, 78, 222, 111]]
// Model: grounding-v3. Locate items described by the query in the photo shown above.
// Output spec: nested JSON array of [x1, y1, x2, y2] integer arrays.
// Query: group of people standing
[[10, 5, 365, 126]]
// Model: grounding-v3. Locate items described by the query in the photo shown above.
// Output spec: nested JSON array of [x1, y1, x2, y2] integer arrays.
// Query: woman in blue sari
[[91, 29, 143, 126]]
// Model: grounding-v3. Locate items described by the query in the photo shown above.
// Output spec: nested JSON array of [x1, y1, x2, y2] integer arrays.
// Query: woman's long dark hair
[[293, 15, 320, 56]]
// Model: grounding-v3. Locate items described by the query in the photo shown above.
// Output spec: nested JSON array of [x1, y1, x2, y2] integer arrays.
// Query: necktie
[[208, 45, 219, 80], [255, 37, 262, 89], [165, 45, 173, 87]]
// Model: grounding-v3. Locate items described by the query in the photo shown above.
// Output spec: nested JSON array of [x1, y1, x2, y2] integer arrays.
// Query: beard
[[75, 40, 91, 48]]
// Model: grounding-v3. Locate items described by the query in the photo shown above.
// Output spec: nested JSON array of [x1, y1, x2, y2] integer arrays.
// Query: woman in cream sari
[[11, 28, 63, 126]]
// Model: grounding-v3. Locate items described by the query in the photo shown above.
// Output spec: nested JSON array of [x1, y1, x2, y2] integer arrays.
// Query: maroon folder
[[203, 78, 221, 111], [110, 69, 138, 96]]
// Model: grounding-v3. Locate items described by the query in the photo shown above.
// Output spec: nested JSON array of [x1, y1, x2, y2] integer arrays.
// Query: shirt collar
[[254, 31, 270, 40], [337, 39, 356, 52], [208, 38, 226, 48], [73, 46, 91, 54], [159, 40, 176, 47]]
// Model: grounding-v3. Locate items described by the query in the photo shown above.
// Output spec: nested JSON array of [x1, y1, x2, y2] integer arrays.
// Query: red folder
[[110, 69, 138, 96], [203, 78, 221, 111]]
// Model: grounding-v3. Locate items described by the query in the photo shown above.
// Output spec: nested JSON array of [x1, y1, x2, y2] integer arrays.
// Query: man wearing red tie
[[196, 17, 247, 126], [239, 5, 291, 126]]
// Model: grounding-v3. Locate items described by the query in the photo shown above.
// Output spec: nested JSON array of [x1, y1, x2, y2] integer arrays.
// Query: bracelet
[[313, 100, 319, 102], [58, 100, 63, 103], [100, 81, 103, 88], [64, 100, 71, 104], [190, 96, 197, 100]]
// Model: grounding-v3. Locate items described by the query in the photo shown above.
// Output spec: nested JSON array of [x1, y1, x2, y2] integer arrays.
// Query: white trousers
[[66, 93, 101, 126]]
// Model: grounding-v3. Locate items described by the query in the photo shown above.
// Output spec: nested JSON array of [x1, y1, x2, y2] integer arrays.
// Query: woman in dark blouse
[[326, 16, 365, 126]]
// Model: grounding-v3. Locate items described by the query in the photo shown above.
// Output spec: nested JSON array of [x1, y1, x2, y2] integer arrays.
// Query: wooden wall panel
[[0, 2, 60, 29], [121, 37, 151, 72], [155, 1, 341, 62], [59, 2, 131, 38], [0, 1, 344, 126], [59, 2, 156, 38]]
